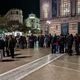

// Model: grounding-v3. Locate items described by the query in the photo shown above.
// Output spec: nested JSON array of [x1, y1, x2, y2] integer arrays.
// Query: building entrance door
[[61, 23, 69, 35], [78, 22, 80, 34]]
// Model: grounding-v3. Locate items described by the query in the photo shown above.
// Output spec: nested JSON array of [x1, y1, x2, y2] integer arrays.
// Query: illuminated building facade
[[40, 0, 80, 35], [5, 9, 23, 29], [25, 13, 41, 30], [5, 9, 23, 24]]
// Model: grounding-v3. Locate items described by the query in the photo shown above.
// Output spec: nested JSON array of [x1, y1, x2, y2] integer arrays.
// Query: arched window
[[61, 0, 71, 16]]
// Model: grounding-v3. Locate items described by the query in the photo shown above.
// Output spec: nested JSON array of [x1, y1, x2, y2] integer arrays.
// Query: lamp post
[[45, 20, 51, 35]]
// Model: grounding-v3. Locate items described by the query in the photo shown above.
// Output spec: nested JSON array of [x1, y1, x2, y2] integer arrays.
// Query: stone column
[[40, 0, 52, 34], [40, 0, 52, 19]]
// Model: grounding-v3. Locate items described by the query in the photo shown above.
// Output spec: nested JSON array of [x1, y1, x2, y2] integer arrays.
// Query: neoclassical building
[[40, 0, 80, 35], [4, 9, 23, 28]]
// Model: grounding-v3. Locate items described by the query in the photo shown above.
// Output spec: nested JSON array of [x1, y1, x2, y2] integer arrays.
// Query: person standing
[[48, 34, 52, 47], [8, 35, 16, 58], [5, 36, 10, 57], [74, 34, 80, 55], [0, 37, 5, 58], [28, 34, 35, 48], [38, 34, 44, 47], [67, 34, 74, 56], [59, 34, 65, 53], [51, 34, 57, 53]]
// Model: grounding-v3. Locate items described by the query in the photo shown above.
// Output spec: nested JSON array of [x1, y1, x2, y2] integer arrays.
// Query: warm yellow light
[[46, 20, 51, 24]]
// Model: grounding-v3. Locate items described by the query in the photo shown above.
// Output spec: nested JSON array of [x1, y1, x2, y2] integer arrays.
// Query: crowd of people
[[0, 33, 80, 59], [0, 35, 16, 58], [51, 33, 80, 56]]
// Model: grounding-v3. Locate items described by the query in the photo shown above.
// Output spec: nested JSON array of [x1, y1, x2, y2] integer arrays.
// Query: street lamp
[[45, 20, 51, 34], [46, 20, 51, 24]]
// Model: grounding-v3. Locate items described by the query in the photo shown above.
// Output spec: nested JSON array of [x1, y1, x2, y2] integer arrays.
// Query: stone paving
[[0, 48, 51, 74], [1, 47, 80, 80], [0, 54, 63, 80], [22, 55, 80, 80]]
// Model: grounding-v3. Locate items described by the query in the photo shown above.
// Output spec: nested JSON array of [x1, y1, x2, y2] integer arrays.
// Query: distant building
[[0, 16, 7, 26], [5, 9, 23, 28], [40, 0, 80, 35], [25, 13, 40, 30]]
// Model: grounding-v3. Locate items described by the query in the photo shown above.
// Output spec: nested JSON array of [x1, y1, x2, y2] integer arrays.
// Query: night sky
[[0, 0, 40, 19]]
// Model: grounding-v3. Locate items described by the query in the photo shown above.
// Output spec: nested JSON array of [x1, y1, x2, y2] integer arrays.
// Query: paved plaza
[[0, 48, 51, 74], [22, 55, 80, 80], [0, 48, 80, 80]]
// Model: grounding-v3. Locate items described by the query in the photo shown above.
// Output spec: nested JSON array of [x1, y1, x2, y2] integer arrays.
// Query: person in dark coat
[[38, 35, 44, 47], [0, 37, 5, 57], [5, 36, 10, 56], [51, 34, 57, 53], [28, 34, 35, 48], [19, 36, 24, 49], [74, 34, 80, 55], [8, 35, 16, 58], [47, 34, 52, 47], [59, 34, 65, 53], [67, 34, 74, 56]]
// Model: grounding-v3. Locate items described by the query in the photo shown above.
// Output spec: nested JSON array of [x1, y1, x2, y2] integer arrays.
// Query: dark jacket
[[9, 38, 16, 49], [0, 39, 5, 49]]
